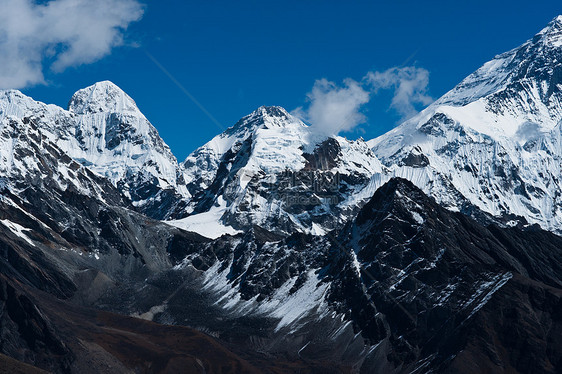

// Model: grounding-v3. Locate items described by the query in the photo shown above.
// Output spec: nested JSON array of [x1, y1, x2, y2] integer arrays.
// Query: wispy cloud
[[293, 78, 370, 137], [295, 66, 433, 137], [366, 67, 433, 120], [0, 0, 144, 89]]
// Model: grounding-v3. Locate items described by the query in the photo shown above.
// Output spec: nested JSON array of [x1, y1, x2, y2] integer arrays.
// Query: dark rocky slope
[[324, 178, 562, 373], [103, 178, 562, 373], [0, 125, 352, 372], [2, 145, 562, 373]]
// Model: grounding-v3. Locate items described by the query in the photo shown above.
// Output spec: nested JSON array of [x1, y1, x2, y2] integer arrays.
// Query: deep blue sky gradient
[[23, 0, 562, 160]]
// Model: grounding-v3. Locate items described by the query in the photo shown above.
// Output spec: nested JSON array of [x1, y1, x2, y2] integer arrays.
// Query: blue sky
[[8, 0, 562, 160]]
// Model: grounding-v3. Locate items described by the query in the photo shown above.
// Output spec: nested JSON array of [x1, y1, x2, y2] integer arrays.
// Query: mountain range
[[1, 16, 562, 374]]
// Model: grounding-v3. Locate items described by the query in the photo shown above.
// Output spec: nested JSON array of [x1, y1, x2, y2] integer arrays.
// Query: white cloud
[[366, 67, 433, 120], [293, 78, 370, 137], [0, 0, 144, 89], [295, 66, 433, 137]]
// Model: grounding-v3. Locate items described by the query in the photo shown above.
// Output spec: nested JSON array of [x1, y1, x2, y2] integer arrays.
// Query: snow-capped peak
[[225, 106, 307, 136], [181, 106, 309, 189], [368, 17, 562, 234], [1, 81, 188, 219], [183, 105, 308, 170], [174, 104, 385, 236], [435, 15, 562, 110], [65, 81, 188, 217], [68, 80, 140, 115], [254, 105, 293, 124], [537, 15, 562, 46]]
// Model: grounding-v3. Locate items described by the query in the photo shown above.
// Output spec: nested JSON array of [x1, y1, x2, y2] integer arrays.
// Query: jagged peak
[[255, 105, 291, 119], [0, 89, 42, 107], [68, 80, 141, 115], [538, 15, 562, 36], [0, 88, 24, 97], [355, 177, 429, 226], [524, 15, 562, 50], [550, 15, 562, 26], [433, 16, 562, 108], [241, 105, 292, 122], [0, 89, 65, 123], [244, 105, 292, 123], [225, 105, 306, 135]]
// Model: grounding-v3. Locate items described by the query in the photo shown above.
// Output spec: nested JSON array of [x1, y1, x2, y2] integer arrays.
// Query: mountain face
[[369, 16, 562, 233], [324, 178, 562, 373], [0, 82, 188, 220], [177, 17, 562, 238], [0, 101, 330, 371], [1, 16, 562, 374], [66, 82, 190, 218], [173, 105, 384, 237]]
